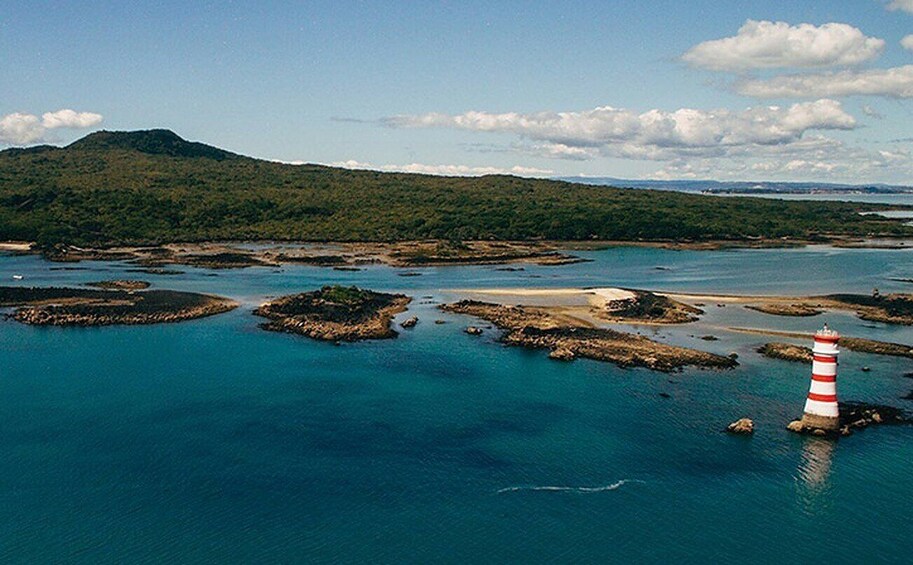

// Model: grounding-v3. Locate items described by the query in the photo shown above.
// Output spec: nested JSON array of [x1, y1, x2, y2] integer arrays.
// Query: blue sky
[[2, 1, 913, 182]]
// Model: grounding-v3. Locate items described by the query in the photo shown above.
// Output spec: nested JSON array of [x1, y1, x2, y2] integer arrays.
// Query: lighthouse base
[[800, 412, 840, 431]]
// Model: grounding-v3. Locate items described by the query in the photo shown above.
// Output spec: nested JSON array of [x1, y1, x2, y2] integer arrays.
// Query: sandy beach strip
[[0, 242, 33, 252], [450, 287, 636, 307]]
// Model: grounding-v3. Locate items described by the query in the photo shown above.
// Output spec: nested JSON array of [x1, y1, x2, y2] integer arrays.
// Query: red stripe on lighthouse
[[811, 374, 836, 383], [807, 392, 838, 402], [815, 335, 839, 343], [813, 355, 836, 363]]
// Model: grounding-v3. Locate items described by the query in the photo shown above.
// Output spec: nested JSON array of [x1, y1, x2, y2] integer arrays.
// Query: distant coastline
[[559, 176, 913, 195], [2, 130, 913, 249]]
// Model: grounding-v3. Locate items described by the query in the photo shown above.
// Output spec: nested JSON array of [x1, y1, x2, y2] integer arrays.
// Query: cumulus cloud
[[383, 100, 857, 162], [0, 109, 103, 145], [652, 142, 911, 181], [325, 160, 553, 177], [382, 100, 913, 182], [902, 34, 913, 51], [0, 113, 44, 145], [735, 65, 913, 98], [887, 0, 913, 13], [681, 20, 884, 71], [40, 109, 103, 129]]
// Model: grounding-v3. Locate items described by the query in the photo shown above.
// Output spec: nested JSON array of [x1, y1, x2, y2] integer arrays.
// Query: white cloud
[[735, 65, 913, 98], [0, 113, 45, 145], [902, 34, 913, 51], [861, 104, 884, 118], [652, 142, 911, 181], [383, 101, 913, 182], [0, 108, 103, 145], [325, 160, 553, 177], [681, 20, 884, 71], [887, 0, 913, 13], [40, 109, 103, 129], [383, 100, 858, 161]]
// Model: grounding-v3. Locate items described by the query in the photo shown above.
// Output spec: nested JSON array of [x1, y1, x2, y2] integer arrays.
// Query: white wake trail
[[496, 479, 644, 494]]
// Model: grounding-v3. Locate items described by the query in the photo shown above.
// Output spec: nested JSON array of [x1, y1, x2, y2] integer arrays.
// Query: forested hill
[[0, 129, 910, 247]]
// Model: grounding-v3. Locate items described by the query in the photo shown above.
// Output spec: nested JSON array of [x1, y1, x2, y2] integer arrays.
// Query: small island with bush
[[254, 285, 411, 342]]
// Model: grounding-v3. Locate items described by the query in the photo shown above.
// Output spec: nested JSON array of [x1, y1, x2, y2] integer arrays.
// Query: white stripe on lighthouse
[[803, 325, 840, 422]]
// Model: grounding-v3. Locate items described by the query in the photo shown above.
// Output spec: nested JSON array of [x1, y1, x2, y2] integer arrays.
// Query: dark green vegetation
[[2, 129, 911, 247], [315, 285, 374, 305], [603, 290, 702, 324], [829, 293, 913, 325], [0, 286, 237, 326], [254, 285, 411, 341], [85, 279, 151, 290], [389, 240, 581, 266]]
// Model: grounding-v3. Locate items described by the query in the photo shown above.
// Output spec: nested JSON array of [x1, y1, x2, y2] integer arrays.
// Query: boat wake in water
[[496, 479, 644, 494]]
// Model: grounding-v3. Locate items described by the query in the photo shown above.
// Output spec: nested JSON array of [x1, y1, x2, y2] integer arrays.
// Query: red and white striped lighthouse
[[800, 324, 840, 431]]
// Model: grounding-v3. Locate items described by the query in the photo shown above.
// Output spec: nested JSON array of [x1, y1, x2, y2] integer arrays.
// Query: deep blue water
[[2, 245, 913, 563]]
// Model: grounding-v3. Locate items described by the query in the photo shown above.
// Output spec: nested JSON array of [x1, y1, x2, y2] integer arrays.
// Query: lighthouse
[[800, 324, 841, 431]]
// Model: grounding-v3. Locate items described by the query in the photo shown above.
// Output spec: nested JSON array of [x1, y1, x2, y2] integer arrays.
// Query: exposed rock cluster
[[787, 402, 911, 438], [0, 286, 236, 326], [86, 279, 151, 290], [441, 300, 736, 372], [726, 418, 755, 435], [757, 342, 813, 363]]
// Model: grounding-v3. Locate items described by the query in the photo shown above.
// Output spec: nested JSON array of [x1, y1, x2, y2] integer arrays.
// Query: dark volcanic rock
[[787, 402, 911, 438]]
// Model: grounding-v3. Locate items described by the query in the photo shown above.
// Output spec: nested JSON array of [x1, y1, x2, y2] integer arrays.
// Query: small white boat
[[12, 275, 23, 280]]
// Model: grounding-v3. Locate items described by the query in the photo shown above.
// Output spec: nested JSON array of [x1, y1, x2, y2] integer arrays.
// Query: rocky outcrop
[[758, 342, 813, 363], [388, 241, 586, 267], [254, 285, 411, 342], [0, 286, 237, 326], [826, 293, 913, 325], [86, 279, 151, 290], [601, 290, 703, 324], [840, 337, 913, 359], [750, 332, 913, 361], [726, 418, 754, 435], [37, 241, 589, 271], [400, 316, 418, 328], [441, 300, 736, 372], [464, 326, 483, 335], [787, 402, 911, 438], [168, 252, 273, 269], [746, 303, 822, 317], [548, 346, 576, 361]]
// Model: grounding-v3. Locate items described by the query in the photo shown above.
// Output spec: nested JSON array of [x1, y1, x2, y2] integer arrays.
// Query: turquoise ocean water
[[2, 245, 913, 563]]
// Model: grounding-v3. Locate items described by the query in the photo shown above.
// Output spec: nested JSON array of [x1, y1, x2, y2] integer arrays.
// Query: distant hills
[[0, 129, 910, 247], [67, 129, 241, 161], [559, 177, 913, 195]]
